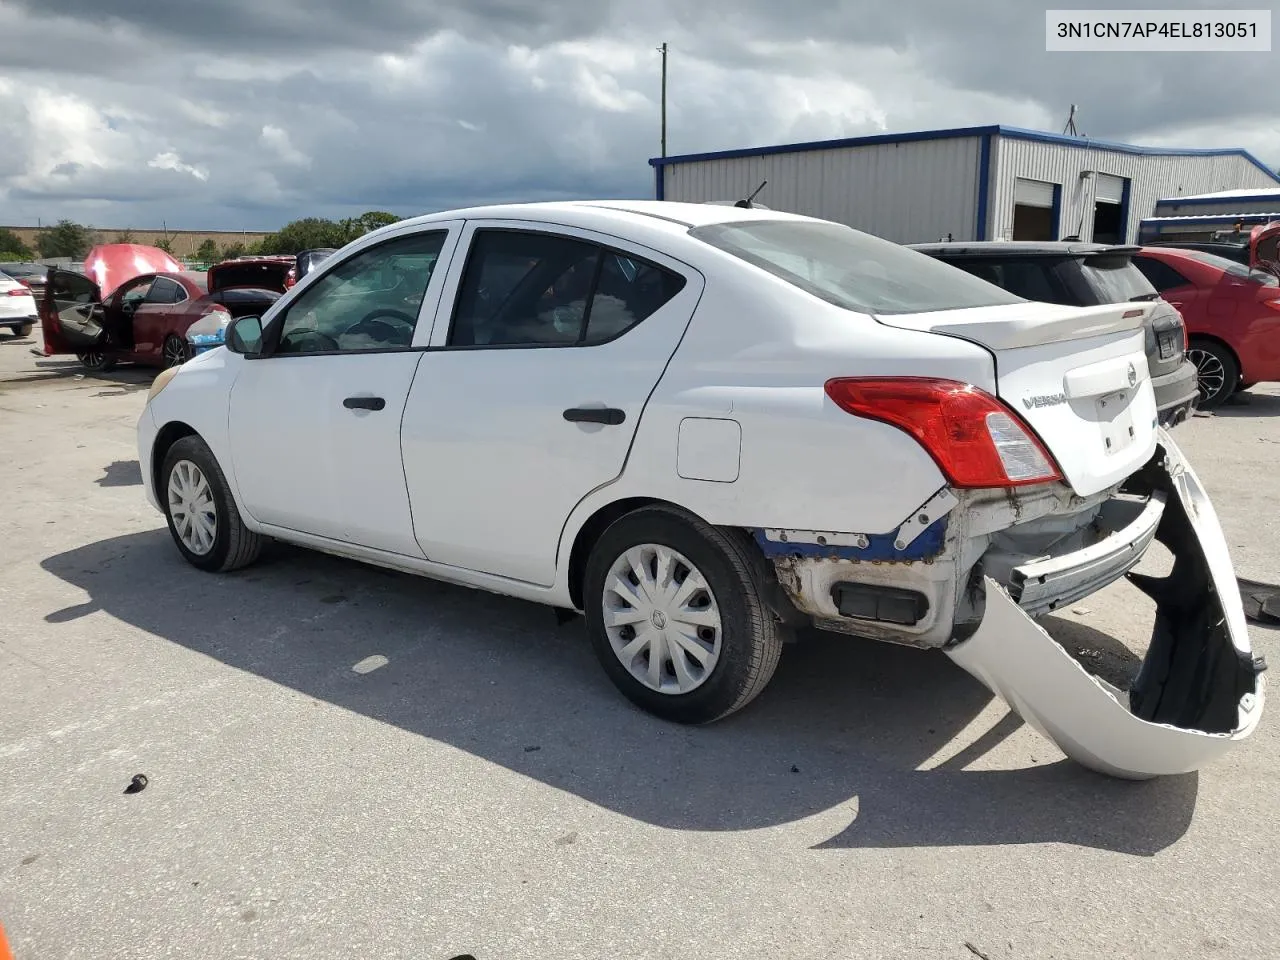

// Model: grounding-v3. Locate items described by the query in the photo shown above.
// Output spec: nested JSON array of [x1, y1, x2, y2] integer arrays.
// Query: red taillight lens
[[6, 288, 28, 297], [824, 377, 1062, 488]]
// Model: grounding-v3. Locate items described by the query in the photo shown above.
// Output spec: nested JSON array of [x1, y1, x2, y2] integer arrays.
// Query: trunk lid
[[208, 259, 292, 293], [877, 301, 1159, 497]]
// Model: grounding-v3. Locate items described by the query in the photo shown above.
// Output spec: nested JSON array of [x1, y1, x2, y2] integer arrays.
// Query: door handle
[[344, 396, 386, 411], [563, 406, 626, 426]]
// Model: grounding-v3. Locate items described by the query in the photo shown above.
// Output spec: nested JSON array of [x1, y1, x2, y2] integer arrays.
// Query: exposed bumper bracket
[[945, 429, 1265, 779]]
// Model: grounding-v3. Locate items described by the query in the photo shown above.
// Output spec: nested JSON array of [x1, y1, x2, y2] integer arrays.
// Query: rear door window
[[449, 230, 686, 347], [145, 277, 187, 304]]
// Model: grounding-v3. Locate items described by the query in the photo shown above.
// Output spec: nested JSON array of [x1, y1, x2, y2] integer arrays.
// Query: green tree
[[154, 236, 175, 254], [115, 228, 136, 244], [36, 220, 97, 259], [257, 217, 347, 255], [220, 242, 248, 260], [0, 228, 33, 259], [195, 239, 220, 262]]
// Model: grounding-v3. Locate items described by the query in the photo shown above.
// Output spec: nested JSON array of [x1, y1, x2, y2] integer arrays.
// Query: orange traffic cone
[[0, 920, 12, 960]]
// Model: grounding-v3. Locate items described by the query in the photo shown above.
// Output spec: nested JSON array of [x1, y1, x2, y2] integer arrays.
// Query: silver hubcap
[[163, 339, 186, 367], [1187, 348, 1226, 403], [79, 351, 104, 368], [167, 459, 217, 555], [602, 543, 723, 695]]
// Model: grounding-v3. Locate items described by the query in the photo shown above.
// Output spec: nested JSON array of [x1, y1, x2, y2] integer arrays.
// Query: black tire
[[583, 505, 783, 724], [1236, 381, 1257, 395], [13, 323, 33, 338], [1187, 339, 1239, 411], [162, 334, 190, 368], [160, 435, 263, 572], [77, 350, 117, 372]]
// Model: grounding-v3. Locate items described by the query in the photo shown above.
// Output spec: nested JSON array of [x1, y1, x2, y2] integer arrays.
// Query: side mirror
[[226, 315, 265, 356]]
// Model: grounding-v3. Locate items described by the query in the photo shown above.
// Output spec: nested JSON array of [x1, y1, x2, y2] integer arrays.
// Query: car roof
[[395, 200, 818, 232], [910, 241, 1141, 258]]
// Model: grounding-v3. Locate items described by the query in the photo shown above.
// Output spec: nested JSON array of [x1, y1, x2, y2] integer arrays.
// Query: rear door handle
[[344, 396, 386, 411], [563, 406, 626, 426]]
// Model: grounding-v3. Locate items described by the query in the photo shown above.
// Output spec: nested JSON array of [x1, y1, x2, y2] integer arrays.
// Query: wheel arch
[[1187, 332, 1241, 370], [566, 496, 669, 610], [563, 497, 803, 629], [151, 420, 199, 504]]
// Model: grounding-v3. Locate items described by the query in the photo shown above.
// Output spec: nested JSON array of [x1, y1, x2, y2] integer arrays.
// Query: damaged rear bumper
[[946, 429, 1266, 779]]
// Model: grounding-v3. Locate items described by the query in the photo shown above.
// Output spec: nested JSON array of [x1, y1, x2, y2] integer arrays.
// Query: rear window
[[1179, 250, 1280, 286], [689, 220, 1022, 315], [1079, 256, 1158, 302]]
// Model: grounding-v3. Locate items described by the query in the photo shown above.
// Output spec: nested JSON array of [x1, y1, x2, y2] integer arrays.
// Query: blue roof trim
[[1155, 193, 1280, 207], [1140, 213, 1278, 227], [649, 124, 1280, 186]]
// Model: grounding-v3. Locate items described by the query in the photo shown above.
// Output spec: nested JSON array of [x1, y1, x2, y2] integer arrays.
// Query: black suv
[[909, 242, 1199, 427]]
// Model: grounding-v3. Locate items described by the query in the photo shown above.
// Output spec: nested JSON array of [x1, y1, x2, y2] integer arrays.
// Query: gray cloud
[[0, 0, 1274, 231]]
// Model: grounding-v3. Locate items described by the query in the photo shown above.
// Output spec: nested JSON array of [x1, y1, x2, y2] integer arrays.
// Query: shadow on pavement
[[1212, 390, 1280, 419], [96, 460, 143, 487], [40, 530, 1199, 856]]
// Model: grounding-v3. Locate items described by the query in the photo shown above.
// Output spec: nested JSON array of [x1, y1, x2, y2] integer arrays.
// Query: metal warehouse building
[[651, 125, 1280, 245], [1139, 187, 1280, 242]]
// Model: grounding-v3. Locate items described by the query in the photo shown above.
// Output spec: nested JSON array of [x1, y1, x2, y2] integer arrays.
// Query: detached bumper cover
[[947, 429, 1265, 779]]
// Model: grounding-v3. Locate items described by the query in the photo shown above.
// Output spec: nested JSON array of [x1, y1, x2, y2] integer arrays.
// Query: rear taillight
[[6, 288, 28, 297], [824, 377, 1062, 488]]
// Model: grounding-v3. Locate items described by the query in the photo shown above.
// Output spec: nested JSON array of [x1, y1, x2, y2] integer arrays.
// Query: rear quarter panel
[[557, 265, 998, 572]]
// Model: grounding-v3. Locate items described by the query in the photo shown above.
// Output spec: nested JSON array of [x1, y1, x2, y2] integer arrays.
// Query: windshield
[[1080, 256, 1158, 302], [688, 219, 1023, 315], [1180, 250, 1280, 286]]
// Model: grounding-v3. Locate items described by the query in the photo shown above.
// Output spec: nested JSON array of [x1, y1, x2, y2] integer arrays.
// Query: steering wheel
[[344, 309, 417, 345], [281, 329, 340, 353]]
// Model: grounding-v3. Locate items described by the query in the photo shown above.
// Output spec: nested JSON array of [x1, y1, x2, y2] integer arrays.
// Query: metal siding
[[661, 137, 983, 243], [992, 137, 1279, 243], [1154, 198, 1280, 217]]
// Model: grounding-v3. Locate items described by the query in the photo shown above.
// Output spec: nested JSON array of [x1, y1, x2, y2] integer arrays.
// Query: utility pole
[[658, 42, 668, 158]]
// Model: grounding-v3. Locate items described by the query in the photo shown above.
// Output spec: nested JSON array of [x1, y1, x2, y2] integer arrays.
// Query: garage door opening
[[1011, 178, 1060, 241], [1092, 173, 1128, 244]]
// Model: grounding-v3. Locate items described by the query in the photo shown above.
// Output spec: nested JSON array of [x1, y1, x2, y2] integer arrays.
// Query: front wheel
[[12, 323, 33, 338], [161, 435, 263, 572], [77, 350, 117, 372], [583, 506, 783, 724]]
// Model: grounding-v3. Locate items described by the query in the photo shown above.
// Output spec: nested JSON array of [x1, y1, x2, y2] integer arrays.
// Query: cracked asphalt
[[2, 324, 1279, 959]]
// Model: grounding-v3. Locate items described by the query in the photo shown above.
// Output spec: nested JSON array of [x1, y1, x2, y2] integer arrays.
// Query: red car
[[1133, 227, 1280, 409], [41, 250, 290, 371]]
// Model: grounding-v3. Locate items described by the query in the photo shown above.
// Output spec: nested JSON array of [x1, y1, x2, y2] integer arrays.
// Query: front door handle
[[344, 396, 386, 411], [563, 406, 626, 425]]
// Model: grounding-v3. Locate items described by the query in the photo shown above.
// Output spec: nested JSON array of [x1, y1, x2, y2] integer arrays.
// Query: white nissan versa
[[137, 201, 1264, 779]]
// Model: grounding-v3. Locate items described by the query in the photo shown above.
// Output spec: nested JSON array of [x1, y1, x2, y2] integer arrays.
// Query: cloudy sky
[[1, 0, 1276, 231]]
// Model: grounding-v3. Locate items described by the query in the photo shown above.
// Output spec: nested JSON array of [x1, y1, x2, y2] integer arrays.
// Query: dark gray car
[[909, 241, 1199, 427]]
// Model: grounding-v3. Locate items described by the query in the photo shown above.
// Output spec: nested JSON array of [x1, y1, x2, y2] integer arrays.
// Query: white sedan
[[137, 201, 1264, 779], [0, 270, 39, 338]]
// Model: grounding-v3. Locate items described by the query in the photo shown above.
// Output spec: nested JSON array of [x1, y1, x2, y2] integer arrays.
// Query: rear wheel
[[162, 334, 189, 368], [12, 323, 32, 338], [77, 350, 116, 372], [583, 506, 783, 724], [161, 435, 263, 572], [1187, 339, 1239, 410]]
